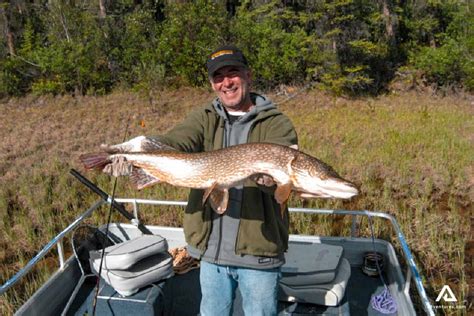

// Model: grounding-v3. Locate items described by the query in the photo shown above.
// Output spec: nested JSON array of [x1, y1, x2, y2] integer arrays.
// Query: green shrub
[[23, 3, 113, 95], [31, 78, 64, 95], [411, 38, 472, 90], [0, 57, 28, 97], [30, 40, 112, 95], [407, 2, 473, 91], [156, 0, 227, 86], [232, 4, 309, 87], [112, 7, 163, 88]]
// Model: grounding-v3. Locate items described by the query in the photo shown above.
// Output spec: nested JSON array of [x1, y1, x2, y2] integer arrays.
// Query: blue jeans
[[199, 261, 280, 316]]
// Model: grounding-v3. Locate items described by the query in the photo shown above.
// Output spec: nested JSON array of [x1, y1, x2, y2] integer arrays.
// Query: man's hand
[[250, 144, 297, 187], [99, 136, 146, 177], [251, 173, 276, 187], [102, 156, 133, 177], [100, 136, 147, 153], [100, 136, 175, 153]]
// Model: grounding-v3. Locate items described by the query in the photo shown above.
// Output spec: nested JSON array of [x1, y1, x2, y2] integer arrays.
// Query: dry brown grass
[[0, 88, 472, 314]]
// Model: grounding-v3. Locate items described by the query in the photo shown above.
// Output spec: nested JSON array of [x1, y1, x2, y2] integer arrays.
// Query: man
[[111, 45, 298, 315]]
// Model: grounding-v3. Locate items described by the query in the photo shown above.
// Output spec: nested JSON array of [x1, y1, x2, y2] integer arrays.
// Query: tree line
[[0, 0, 472, 97]]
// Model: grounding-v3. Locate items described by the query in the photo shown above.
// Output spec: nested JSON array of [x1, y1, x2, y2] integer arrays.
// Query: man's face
[[210, 66, 252, 111]]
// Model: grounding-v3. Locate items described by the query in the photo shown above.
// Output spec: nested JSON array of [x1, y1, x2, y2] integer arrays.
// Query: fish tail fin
[[79, 152, 110, 170]]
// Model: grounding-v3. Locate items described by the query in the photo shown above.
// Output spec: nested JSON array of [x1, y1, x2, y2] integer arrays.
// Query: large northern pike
[[79, 136, 358, 214]]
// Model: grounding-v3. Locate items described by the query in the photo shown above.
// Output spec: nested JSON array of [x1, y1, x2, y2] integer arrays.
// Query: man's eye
[[213, 75, 224, 83], [212, 70, 240, 83]]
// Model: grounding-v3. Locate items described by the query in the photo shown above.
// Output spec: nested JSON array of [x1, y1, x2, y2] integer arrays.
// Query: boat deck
[[28, 223, 405, 316], [65, 263, 387, 316]]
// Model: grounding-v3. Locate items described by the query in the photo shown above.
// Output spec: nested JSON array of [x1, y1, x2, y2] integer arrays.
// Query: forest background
[[0, 0, 473, 315], [0, 0, 473, 97]]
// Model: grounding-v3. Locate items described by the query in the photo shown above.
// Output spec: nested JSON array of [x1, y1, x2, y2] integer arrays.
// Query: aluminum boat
[[1, 169, 434, 316]]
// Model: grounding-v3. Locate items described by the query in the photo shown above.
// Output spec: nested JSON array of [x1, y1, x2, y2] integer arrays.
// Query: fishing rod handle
[[69, 168, 152, 235]]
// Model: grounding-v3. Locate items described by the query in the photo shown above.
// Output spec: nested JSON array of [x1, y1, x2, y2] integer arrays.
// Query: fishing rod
[[73, 114, 150, 315], [92, 115, 130, 316], [69, 169, 152, 235]]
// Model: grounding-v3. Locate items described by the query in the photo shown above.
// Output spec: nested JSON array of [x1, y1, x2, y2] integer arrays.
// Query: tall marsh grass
[[0, 89, 472, 314]]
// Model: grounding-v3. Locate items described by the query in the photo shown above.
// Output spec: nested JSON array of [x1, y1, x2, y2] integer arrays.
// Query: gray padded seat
[[90, 234, 168, 270], [89, 235, 174, 297], [91, 252, 174, 296], [279, 242, 351, 306]]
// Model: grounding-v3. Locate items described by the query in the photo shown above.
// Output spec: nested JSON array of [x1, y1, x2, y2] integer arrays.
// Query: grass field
[[0, 88, 472, 314]]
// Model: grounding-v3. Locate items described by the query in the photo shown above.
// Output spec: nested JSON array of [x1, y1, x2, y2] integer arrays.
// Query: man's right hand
[[100, 136, 147, 153], [101, 136, 176, 154]]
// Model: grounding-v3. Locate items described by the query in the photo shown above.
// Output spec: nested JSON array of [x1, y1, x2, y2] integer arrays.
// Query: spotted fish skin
[[80, 141, 358, 213]]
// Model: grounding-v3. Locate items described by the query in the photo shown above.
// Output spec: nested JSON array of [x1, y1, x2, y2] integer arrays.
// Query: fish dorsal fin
[[130, 167, 161, 190], [141, 138, 177, 152], [208, 188, 229, 214]]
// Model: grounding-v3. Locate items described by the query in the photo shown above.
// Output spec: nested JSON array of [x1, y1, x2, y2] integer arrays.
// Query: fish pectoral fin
[[275, 183, 292, 205], [208, 189, 229, 214], [130, 167, 161, 190], [275, 183, 292, 218], [202, 182, 218, 206]]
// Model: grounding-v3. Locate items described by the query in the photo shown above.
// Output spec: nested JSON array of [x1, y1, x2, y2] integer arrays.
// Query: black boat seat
[[279, 242, 351, 306], [89, 235, 174, 296]]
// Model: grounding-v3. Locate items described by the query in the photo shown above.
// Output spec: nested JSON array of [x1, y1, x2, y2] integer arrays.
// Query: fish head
[[291, 154, 359, 199]]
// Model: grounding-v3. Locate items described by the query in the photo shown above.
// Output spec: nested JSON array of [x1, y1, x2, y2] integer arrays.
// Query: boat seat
[[279, 242, 351, 307], [91, 234, 168, 270], [89, 234, 174, 297]]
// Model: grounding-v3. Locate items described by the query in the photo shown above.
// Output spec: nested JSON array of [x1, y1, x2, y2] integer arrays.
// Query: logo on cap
[[210, 50, 234, 60]]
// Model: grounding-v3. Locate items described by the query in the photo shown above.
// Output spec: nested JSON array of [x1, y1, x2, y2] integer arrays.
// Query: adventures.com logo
[[433, 285, 467, 311]]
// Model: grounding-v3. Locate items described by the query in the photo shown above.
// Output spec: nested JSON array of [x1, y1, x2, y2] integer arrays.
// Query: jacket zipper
[[234, 122, 255, 256], [214, 121, 232, 264], [214, 216, 223, 264]]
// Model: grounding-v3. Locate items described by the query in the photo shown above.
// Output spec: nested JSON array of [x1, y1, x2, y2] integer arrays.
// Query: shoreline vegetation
[[1, 1, 472, 98], [0, 88, 472, 314]]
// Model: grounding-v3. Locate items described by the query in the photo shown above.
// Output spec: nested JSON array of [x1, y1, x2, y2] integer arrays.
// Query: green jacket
[[158, 100, 298, 257]]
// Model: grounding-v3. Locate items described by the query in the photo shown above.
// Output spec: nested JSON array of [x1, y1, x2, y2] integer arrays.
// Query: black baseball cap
[[206, 45, 248, 77]]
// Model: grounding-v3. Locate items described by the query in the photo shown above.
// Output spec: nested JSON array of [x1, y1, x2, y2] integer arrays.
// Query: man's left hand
[[251, 174, 276, 187]]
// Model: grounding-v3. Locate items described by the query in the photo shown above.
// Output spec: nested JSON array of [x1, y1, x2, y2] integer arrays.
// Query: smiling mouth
[[223, 88, 238, 95]]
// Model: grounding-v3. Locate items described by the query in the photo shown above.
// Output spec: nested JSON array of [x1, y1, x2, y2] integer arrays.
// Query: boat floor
[[67, 265, 389, 316]]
